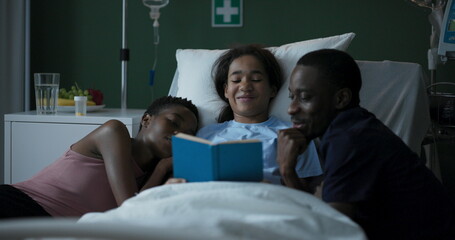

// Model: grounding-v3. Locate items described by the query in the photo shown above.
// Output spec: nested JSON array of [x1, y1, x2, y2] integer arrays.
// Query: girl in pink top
[[0, 96, 199, 218]]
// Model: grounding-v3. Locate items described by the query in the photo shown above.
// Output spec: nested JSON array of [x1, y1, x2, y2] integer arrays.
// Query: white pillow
[[173, 33, 356, 128]]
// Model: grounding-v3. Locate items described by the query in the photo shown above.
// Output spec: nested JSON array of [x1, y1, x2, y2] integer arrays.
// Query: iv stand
[[120, 0, 129, 110]]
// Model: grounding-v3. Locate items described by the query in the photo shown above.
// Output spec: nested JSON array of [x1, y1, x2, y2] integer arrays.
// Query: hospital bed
[[0, 33, 431, 240]]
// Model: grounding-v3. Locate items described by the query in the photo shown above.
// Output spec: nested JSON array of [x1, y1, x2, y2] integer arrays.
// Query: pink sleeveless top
[[13, 149, 144, 217]]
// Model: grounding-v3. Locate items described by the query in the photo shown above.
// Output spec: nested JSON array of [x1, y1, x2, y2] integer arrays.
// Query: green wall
[[31, 0, 455, 109], [31, 0, 455, 198]]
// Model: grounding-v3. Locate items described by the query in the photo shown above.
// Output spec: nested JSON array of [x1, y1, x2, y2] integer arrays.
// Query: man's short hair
[[297, 49, 362, 107]]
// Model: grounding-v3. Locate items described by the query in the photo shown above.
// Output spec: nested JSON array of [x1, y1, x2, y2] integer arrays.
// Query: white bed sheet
[[79, 182, 366, 240], [357, 60, 430, 155]]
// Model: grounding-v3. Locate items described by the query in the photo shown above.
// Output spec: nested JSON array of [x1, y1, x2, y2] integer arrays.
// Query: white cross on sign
[[212, 0, 243, 27], [217, 0, 238, 22]]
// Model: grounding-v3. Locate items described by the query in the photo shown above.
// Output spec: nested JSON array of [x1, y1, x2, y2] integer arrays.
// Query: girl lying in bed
[[0, 96, 199, 219], [195, 44, 322, 192]]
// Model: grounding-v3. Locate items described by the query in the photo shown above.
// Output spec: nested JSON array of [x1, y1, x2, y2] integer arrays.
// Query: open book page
[[174, 133, 260, 145], [175, 133, 212, 144]]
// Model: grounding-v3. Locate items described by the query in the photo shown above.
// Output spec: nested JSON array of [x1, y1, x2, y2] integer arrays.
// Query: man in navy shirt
[[277, 48, 455, 240]]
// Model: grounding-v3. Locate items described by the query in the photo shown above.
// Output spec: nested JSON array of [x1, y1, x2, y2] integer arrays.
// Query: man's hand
[[277, 128, 309, 172], [277, 128, 311, 192]]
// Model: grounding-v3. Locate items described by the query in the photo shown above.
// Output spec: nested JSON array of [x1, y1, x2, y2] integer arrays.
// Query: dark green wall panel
[[31, 0, 455, 109]]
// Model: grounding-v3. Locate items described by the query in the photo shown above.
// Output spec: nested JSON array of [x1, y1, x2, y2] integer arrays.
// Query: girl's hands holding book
[[165, 178, 187, 185]]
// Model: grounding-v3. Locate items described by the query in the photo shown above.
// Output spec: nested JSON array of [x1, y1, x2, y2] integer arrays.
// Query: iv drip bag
[[143, 0, 169, 20], [143, 0, 169, 88], [143, 0, 169, 44]]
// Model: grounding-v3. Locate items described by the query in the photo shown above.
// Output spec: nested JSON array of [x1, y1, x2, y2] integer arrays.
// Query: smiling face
[[288, 65, 339, 140], [141, 105, 198, 159], [224, 55, 277, 123]]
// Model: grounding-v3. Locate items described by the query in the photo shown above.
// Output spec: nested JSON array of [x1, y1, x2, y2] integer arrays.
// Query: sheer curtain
[[0, 0, 29, 183]]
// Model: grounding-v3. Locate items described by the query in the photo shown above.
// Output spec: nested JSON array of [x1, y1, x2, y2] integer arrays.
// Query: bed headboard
[[169, 34, 430, 155]]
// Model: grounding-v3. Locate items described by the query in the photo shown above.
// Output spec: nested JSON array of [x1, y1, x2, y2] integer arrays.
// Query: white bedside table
[[3, 108, 145, 184]]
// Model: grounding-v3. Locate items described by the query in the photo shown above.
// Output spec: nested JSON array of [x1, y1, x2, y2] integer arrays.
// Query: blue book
[[172, 133, 263, 182]]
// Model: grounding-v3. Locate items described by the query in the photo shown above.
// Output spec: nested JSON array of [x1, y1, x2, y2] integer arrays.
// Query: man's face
[[288, 65, 338, 140]]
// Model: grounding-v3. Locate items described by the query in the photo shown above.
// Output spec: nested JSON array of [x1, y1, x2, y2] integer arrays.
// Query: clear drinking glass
[[34, 73, 60, 114]]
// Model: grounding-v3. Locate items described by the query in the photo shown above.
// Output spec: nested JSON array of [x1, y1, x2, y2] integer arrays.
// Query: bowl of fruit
[[57, 84, 105, 112]]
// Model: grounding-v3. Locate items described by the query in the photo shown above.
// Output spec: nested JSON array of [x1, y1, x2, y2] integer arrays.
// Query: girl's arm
[[71, 120, 137, 206], [140, 157, 173, 191]]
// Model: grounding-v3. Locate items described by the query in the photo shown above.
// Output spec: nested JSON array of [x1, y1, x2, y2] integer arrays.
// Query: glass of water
[[34, 73, 60, 115]]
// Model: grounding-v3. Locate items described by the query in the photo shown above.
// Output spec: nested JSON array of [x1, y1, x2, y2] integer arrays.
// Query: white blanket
[[79, 182, 366, 240]]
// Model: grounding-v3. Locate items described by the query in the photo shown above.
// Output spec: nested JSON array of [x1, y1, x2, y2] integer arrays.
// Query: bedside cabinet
[[3, 108, 145, 184]]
